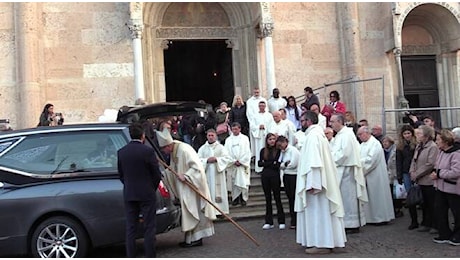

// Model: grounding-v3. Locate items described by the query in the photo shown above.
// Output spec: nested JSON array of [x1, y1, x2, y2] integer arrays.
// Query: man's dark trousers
[[125, 200, 156, 257]]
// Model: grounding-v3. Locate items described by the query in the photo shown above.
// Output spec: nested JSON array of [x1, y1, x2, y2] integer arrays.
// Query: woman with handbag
[[216, 102, 230, 145], [430, 129, 460, 246], [409, 125, 439, 233], [396, 125, 418, 229]]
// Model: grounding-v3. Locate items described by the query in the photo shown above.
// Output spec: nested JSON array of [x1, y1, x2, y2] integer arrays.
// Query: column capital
[[258, 22, 274, 38], [393, 47, 402, 57], [127, 19, 143, 39]]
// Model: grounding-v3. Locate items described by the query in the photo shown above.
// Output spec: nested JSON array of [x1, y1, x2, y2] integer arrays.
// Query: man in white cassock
[[295, 111, 347, 254], [197, 129, 233, 215], [224, 122, 252, 206], [246, 87, 268, 157], [156, 129, 216, 247], [268, 110, 296, 146], [357, 126, 395, 224], [249, 101, 274, 173], [267, 88, 287, 113], [310, 104, 327, 130], [330, 114, 368, 234]]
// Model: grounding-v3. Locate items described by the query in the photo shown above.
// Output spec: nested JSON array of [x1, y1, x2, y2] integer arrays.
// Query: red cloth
[[321, 101, 346, 118]]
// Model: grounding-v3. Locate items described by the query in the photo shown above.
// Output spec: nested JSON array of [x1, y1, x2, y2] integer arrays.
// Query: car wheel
[[31, 216, 89, 258]]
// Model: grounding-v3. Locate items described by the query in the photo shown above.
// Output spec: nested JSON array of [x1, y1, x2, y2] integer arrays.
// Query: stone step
[[215, 164, 291, 221]]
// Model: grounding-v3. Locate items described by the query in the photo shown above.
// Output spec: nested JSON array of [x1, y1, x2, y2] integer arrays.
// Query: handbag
[[216, 113, 229, 135], [406, 184, 423, 207]]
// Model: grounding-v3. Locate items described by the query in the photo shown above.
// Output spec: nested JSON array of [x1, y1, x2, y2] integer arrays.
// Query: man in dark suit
[[118, 123, 162, 257]]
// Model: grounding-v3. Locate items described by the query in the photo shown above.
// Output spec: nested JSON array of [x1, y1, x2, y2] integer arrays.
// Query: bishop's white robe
[[249, 111, 274, 173], [295, 124, 347, 249], [360, 136, 395, 223], [330, 127, 368, 228], [163, 141, 216, 243], [198, 141, 233, 215], [246, 95, 268, 157], [224, 133, 252, 202]]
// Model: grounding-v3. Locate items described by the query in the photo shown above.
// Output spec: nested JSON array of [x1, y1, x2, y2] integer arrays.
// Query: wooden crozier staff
[[157, 158, 260, 247]]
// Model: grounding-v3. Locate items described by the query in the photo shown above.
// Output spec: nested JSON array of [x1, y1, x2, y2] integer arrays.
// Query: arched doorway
[[401, 3, 460, 128], [142, 2, 261, 108], [163, 39, 234, 109]]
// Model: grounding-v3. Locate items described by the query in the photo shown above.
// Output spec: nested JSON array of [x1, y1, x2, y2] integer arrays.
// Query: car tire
[[31, 216, 89, 258]]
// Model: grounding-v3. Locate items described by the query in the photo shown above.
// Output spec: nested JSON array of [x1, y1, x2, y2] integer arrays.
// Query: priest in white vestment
[[267, 88, 287, 113], [246, 87, 268, 157], [357, 126, 395, 224], [249, 101, 275, 173], [268, 110, 296, 146], [198, 129, 233, 215], [330, 114, 368, 233], [156, 129, 216, 247], [310, 104, 327, 130], [295, 111, 347, 254], [224, 122, 252, 205]]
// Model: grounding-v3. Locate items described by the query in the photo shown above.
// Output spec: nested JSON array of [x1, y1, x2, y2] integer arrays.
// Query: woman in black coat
[[229, 95, 249, 137], [258, 133, 286, 230]]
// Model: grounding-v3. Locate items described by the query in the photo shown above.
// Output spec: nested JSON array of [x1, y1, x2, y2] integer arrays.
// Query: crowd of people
[[118, 87, 460, 256], [34, 88, 460, 256]]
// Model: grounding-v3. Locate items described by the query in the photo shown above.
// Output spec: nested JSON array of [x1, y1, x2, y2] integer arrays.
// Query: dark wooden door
[[401, 56, 441, 128], [163, 40, 234, 109]]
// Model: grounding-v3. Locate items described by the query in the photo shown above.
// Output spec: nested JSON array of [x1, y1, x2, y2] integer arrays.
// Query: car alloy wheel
[[31, 217, 88, 258]]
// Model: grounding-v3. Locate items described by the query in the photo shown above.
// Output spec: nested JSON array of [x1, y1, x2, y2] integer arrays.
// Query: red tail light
[[158, 180, 170, 198]]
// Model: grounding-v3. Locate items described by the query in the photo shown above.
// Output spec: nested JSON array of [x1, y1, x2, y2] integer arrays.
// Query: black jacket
[[258, 147, 281, 175], [396, 141, 415, 180], [118, 141, 162, 202]]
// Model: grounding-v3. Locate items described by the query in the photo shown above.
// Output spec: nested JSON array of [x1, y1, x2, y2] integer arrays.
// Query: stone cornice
[[156, 27, 237, 39]]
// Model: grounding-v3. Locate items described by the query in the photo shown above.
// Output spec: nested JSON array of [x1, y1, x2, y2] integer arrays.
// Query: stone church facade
[[1, 2, 460, 133]]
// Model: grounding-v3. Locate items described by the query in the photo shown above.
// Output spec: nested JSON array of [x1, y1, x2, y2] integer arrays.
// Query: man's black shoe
[[241, 200, 247, 206], [345, 228, 360, 234], [408, 223, 419, 230], [179, 239, 203, 248], [232, 199, 239, 206]]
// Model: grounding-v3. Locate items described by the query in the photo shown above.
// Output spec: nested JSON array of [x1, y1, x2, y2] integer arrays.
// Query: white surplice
[[246, 95, 268, 157], [360, 136, 395, 223], [163, 141, 216, 243], [198, 141, 233, 215], [267, 96, 287, 113], [330, 127, 368, 228], [224, 133, 252, 201], [295, 124, 347, 248], [268, 119, 296, 146], [249, 111, 274, 173]]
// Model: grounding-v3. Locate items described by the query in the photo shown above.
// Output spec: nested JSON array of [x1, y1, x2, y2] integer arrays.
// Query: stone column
[[392, 4, 409, 124], [260, 22, 276, 97], [128, 3, 145, 101], [15, 3, 42, 128], [393, 48, 409, 122], [337, 2, 364, 115], [259, 3, 276, 97]]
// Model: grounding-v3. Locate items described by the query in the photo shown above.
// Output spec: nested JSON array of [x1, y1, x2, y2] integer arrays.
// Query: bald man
[[268, 110, 296, 146], [371, 124, 384, 145]]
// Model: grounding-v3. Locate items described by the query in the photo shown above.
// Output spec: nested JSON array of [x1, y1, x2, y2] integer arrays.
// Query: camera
[[55, 113, 62, 117]]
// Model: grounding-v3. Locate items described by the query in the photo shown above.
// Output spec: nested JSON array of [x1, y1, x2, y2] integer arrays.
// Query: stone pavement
[[90, 207, 460, 257]]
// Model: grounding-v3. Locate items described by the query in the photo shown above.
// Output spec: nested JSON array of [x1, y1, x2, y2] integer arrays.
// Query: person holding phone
[[38, 103, 64, 126]]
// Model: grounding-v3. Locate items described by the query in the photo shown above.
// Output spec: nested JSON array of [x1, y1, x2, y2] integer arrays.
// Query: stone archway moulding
[[138, 2, 268, 103], [393, 2, 460, 48]]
